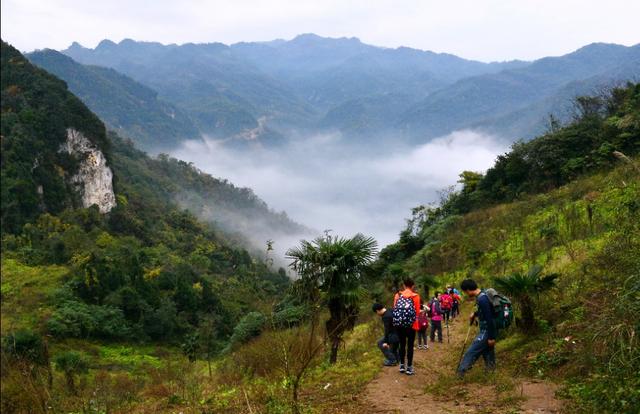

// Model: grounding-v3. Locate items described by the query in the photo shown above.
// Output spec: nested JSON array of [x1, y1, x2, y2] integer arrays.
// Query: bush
[[272, 305, 309, 328], [1, 330, 47, 365], [225, 312, 266, 351], [47, 300, 131, 339]]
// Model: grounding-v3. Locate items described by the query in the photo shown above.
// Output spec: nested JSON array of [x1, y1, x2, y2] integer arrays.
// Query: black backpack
[[392, 295, 417, 328]]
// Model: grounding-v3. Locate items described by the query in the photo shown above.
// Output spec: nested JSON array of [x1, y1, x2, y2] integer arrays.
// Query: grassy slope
[[398, 160, 639, 412], [0, 259, 68, 333]]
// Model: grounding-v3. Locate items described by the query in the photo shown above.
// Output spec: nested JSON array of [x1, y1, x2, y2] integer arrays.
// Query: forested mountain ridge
[[1, 41, 302, 409], [27, 49, 200, 151], [60, 36, 639, 148]]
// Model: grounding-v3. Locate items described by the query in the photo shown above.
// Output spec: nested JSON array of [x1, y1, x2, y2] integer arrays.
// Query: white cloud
[[2, 0, 639, 61], [171, 130, 507, 254]]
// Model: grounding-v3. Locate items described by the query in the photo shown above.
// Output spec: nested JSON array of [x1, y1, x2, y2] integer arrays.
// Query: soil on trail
[[361, 312, 561, 413]]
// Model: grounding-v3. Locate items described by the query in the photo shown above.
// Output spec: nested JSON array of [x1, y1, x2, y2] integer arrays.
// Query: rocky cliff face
[[60, 128, 116, 213]]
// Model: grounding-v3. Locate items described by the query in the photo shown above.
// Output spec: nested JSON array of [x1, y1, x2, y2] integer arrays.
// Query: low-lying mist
[[171, 130, 507, 263]]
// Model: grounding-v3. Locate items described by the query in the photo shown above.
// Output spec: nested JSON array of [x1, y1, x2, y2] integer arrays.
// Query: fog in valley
[[171, 130, 507, 260]]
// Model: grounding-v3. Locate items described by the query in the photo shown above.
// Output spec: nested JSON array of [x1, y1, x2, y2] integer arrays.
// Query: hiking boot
[[406, 366, 415, 376], [399, 364, 405, 373], [383, 359, 397, 366]]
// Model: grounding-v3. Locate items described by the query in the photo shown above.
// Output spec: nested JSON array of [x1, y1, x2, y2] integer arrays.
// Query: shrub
[[225, 312, 266, 351], [1, 330, 47, 365], [47, 300, 131, 339], [272, 305, 309, 328], [54, 351, 88, 395]]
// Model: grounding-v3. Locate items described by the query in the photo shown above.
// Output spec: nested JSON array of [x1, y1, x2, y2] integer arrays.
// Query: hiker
[[457, 279, 496, 377], [392, 279, 421, 375], [451, 290, 462, 318], [440, 290, 453, 324], [429, 292, 443, 343], [417, 303, 429, 350], [372, 303, 399, 366]]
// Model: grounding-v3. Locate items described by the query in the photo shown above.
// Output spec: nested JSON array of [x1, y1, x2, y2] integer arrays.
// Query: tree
[[286, 233, 377, 364], [53, 351, 88, 395], [493, 265, 558, 332]]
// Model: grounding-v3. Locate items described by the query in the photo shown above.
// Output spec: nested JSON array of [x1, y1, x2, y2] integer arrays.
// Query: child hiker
[[417, 303, 429, 350]]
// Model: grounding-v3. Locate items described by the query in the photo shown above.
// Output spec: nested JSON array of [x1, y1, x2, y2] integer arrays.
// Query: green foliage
[[447, 84, 639, 214], [493, 265, 558, 332], [225, 312, 267, 351], [47, 300, 131, 339], [372, 87, 640, 413], [272, 304, 310, 328], [54, 351, 88, 394], [287, 233, 377, 363], [1, 330, 48, 365], [1, 42, 292, 353], [1, 41, 109, 233]]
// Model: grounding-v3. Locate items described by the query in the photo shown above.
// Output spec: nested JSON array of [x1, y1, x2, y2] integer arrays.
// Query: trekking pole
[[446, 319, 450, 344], [456, 323, 473, 372]]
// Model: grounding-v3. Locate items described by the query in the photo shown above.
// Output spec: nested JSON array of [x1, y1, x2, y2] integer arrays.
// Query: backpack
[[428, 299, 441, 317], [482, 288, 514, 330], [452, 294, 460, 305], [392, 295, 417, 328], [417, 313, 429, 330], [440, 295, 453, 310]]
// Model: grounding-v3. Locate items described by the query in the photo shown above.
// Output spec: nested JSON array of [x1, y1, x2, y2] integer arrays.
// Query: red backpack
[[440, 294, 453, 310], [417, 313, 429, 330]]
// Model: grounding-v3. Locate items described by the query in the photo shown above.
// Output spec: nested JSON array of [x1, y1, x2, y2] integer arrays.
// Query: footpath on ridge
[[360, 304, 562, 413]]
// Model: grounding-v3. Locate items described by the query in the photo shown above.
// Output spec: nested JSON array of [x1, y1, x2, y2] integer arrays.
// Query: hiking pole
[[446, 319, 450, 344], [456, 323, 473, 372]]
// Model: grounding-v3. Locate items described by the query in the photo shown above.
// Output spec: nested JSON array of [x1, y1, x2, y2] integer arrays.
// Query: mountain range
[[26, 34, 640, 151]]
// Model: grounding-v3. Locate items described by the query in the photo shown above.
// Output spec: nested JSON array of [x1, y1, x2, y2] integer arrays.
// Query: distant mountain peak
[[96, 39, 117, 49], [68, 41, 85, 50], [290, 33, 362, 44]]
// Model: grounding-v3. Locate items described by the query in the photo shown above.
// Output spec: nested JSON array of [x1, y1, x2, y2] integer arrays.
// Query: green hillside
[[1, 41, 297, 412], [373, 83, 640, 413], [28, 49, 200, 151], [2, 34, 639, 413]]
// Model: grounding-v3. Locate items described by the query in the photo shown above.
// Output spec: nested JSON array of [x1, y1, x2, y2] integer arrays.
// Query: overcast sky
[[2, 0, 639, 61]]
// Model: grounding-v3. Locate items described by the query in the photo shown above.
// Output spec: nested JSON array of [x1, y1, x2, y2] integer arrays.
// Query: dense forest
[[1, 41, 296, 411]]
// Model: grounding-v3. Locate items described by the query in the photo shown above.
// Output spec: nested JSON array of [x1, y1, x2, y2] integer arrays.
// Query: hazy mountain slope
[[231, 34, 528, 111], [399, 43, 640, 141], [61, 36, 638, 147], [63, 39, 316, 141], [28, 49, 200, 151], [62, 35, 528, 145]]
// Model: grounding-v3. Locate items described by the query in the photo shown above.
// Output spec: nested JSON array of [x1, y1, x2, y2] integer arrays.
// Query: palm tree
[[286, 233, 377, 364], [493, 265, 558, 332]]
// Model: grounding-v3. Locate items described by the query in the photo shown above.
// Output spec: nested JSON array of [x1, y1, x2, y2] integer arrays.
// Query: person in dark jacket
[[372, 303, 399, 366], [457, 279, 497, 377]]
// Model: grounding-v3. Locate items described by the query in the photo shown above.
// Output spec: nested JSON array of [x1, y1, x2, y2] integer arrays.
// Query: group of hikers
[[373, 278, 504, 377]]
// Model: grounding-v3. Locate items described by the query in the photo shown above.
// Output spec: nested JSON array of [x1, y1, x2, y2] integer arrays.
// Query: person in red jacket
[[393, 278, 421, 376], [440, 290, 453, 324]]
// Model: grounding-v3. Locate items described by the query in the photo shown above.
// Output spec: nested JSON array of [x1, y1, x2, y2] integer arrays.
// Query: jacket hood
[[399, 288, 418, 297]]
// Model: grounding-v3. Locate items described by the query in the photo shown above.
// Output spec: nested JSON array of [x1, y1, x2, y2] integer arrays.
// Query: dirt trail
[[361, 312, 561, 413]]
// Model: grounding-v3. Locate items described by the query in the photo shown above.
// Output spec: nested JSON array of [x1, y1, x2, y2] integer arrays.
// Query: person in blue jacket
[[457, 279, 496, 377]]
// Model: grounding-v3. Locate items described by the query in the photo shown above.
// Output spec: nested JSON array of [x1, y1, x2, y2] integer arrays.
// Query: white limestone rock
[[60, 128, 116, 213]]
